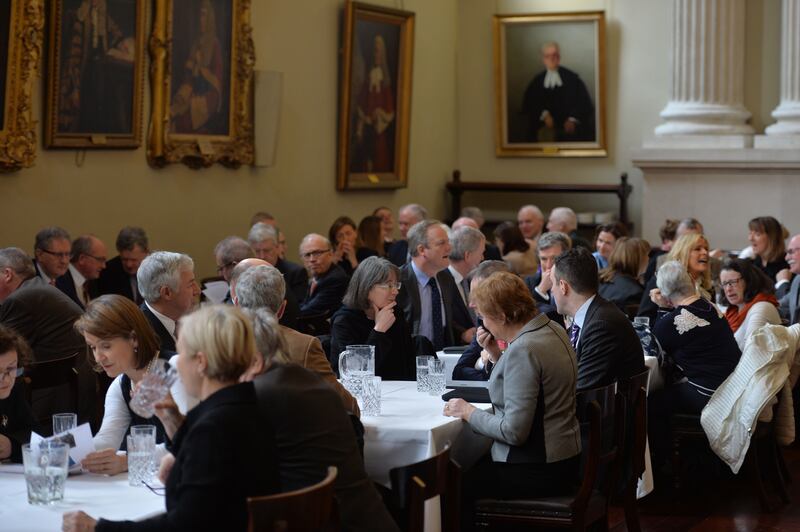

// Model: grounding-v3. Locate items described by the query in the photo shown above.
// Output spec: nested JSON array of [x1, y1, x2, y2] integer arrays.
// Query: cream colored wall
[[455, 0, 780, 241], [0, 0, 459, 279]]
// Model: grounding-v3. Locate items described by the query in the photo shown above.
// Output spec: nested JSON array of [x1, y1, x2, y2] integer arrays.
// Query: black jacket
[[96, 383, 280, 532], [576, 296, 645, 391], [140, 303, 176, 352], [276, 258, 308, 307], [300, 264, 348, 317], [598, 274, 644, 315], [330, 305, 415, 380], [397, 263, 462, 348], [96, 256, 142, 303], [0, 382, 41, 462]]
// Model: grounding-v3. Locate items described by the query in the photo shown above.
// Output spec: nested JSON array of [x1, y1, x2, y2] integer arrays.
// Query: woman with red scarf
[[720, 258, 781, 350]]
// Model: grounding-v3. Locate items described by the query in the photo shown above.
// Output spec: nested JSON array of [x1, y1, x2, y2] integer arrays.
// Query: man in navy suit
[[96, 226, 149, 304], [387, 203, 428, 266], [136, 251, 200, 352], [551, 247, 644, 391], [298, 234, 348, 318], [56, 235, 107, 309], [32, 227, 72, 285]]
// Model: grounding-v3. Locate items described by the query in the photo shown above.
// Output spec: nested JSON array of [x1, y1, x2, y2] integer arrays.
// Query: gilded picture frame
[[494, 11, 607, 158], [337, 1, 414, 190], [0, 0, 43, 171], [44, 0, 146, 149], [148, 0, 254, 169]]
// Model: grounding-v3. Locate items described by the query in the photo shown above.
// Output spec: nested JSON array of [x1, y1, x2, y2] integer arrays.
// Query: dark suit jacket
[[576, 296, 645, 391], [140, 303, 176, 352], [55, 269, 97, 309], [300, 264, 348, 317], [276, 258, 308, 306], [483, 243, 503, 262], [253, 364, 399, 532], [452, 336, 491, 381], [387, 240, 409, 267], [96, 256, 142, 303], [398, 263, 461, 347], [0, 277, 84, 364], [97, 383, 280, 532], [598, 274, 644, 316], [440, 269, 475, 333], [777, 275, 800, 325]]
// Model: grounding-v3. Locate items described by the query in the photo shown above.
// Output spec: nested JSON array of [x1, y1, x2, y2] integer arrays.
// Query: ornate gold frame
[[337, 1, 414, 190], [0, 0, 43, 171], [148, 0, 254, 169], [44, 0, 146, 149], [493, 11, 607, 158]]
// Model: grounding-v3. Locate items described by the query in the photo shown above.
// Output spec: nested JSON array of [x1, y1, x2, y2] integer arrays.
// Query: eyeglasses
[[39, 249, 70, 259], [300, 249, 331, 260], [787, 248, 800, 255], [0, 367, 23, 381], [216, 260, 238, 274], [82, 253, 107, 264], [375, 281, 402, 290], [143, 480, 166, 496], [721, 277, 743, 288]]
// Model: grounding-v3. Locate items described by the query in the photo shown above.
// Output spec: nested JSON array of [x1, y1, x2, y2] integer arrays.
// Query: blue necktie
[[429, 277, 444, 350], [569, 322, 581, 349]]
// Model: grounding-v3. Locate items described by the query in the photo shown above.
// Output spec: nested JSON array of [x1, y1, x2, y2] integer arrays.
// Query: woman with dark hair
[[63, 305, 280, 532], [330, 256, 414, 379], [746, 216, 789, 281], [356, 215, 385, 259], [598, 237, 651, 312], [0, 325, 40, 463], [592, 222, 628, 269], [74, 295, 170, 476], [329, 216, 360, 276], [494, 221, 538, 276], [444, 272, 580, 529], [373, 206, 395, 248], [720, 258, 781, 350]]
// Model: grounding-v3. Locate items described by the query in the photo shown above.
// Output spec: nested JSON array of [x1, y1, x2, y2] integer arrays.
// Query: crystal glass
[[130, 425, 157, 478], [416, 355, 433, 392], [127, 434, 155, 487], [361, 376, 382, 416], [427, 359, 446, 396], [129, 365, 178, 419], [52, 413, 77, 436], [633, 316, 650, 328], [22, 442, 69, 505], [339, 345, 375, 401]]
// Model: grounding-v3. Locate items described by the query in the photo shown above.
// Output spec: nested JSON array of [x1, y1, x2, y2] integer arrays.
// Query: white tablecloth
[[637, 355, 664, 499], [0, 467, 165, 531]]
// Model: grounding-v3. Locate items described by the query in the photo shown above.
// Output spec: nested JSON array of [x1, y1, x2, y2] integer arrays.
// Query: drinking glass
[[427, 359, 446, 396], [22, 442, 69, 505], [52, 413, 77, 435], [633, 316, 650, 328], [131, 425, 157, 478], [339, 345, 375, 401], [416, 355, 433, 392], [361, 376, 382, 416], [127, 434, 155, 487], [129, 365, 178, 419]]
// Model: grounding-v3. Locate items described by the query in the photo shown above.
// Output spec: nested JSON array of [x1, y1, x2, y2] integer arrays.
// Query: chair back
[[575, 382, 620, 512], [246, 466, 338, 532], [389, 445, 461, 532], [617, 368, 650, 480]]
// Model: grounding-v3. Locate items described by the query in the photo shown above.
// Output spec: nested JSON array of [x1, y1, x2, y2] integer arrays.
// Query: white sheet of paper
[[202, 280, 229, 304], [31, 423, 94, 471]]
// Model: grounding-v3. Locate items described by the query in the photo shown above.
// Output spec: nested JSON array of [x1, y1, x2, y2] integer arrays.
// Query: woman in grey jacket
[[444, 271, 581, 528]]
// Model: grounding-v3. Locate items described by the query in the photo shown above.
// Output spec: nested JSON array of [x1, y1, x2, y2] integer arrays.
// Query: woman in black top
[[647, 261, 741, 467], [329, 216, 360, 276], [598, 236, 651, 315], [63, 305, 280, 532], [747, 216, 790, 282], [330, 256, 414, 380], [0, 325, 40, 463]]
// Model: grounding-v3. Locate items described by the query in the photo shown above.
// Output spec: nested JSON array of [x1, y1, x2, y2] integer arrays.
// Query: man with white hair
[[137, 251, 199, 352], [232, 260, 358, 415], [248, 222, 307, 305], [387, 203, 428, 266], [33, 226, 72, 285], [452, 216, 502, 261], [777, 234, 800, 325], [446, 226, 485, 340], [546, 207, 591, 250], [517, 204, 545, 243], [298, 234, 348, 317]]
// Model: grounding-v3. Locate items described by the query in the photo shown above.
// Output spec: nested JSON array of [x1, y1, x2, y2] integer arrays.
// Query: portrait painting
[[494, 11, 606, 157], [148, 0, 254, 168], [45, 0, 146, 148], [337, 2, 414, 190], [0, 0, 43, 171]]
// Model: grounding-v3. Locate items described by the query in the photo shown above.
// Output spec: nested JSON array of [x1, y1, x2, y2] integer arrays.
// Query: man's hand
[[461, 326, 476, 344], [537, 268, 553, 295]]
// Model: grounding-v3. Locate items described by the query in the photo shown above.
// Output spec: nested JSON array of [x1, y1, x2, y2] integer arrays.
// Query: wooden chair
[[246, 466, 338, 532], [23, 352, 81, 432], [474, 381, 619, 531], [615, 368, 650, 532], [388, 444, 461, 532]]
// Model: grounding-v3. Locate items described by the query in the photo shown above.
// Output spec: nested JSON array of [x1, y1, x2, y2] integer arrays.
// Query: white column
[[651, 0, 754, 147], [757, 0, 800, 148]]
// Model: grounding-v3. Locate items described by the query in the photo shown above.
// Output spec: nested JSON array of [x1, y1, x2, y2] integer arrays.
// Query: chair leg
[[671, 436, 682, 491], [768, 439, 790, 504], [623, 484, 641, 532], [746, 438, 776, 513]]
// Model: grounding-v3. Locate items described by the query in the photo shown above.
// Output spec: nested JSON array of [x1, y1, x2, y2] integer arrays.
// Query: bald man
[[517, 205, 545, 243]]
